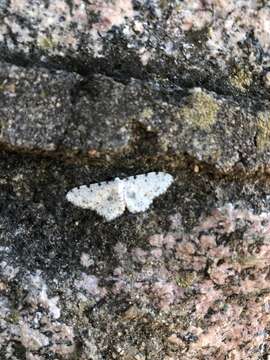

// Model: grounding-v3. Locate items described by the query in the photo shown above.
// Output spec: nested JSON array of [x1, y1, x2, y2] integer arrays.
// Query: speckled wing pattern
[[66, 178, 125, 221], [66, 172, 173, 221], [124, 172, 174, 213]]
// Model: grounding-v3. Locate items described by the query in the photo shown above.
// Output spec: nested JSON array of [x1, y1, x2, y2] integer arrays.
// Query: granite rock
[[0, 151, 270, 359], [0, 63, 81, 151], [1, 62, 270, 172], [1, 1, 270, 359]]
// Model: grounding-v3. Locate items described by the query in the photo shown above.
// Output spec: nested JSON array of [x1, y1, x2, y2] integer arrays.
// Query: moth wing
[[66, 179, 125, 221], [124, 172, 173, 213]]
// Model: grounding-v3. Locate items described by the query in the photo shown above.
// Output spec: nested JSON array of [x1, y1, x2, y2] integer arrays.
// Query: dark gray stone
[[0, 63, 81, 151]]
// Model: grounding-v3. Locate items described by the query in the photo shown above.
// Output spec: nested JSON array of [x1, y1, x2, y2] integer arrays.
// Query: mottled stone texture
[[1, 0, 270, 171], [0, 63, 80, 151], [1, 0, 270, 359], [1, 64, 270, 172]]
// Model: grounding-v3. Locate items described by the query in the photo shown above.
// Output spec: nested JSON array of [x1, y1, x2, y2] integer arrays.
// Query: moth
[[66, 172, 173, 221]]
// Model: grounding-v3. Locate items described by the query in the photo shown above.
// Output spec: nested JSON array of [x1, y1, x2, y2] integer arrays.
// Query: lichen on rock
[[229, 65, 253, 91], [176, 88, 220, 130], [256, 111, 270, 151]]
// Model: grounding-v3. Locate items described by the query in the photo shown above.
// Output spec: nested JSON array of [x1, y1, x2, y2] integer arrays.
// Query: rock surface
[[1, 1, 270, 359]]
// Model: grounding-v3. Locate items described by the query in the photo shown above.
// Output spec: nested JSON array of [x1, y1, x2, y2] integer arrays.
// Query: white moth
[[66, 172, 173, 221]]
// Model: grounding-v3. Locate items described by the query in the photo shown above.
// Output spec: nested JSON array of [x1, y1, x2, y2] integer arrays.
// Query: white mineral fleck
[[66, 172, 174, 221], [20, 323, 49, 351], [80, 253, 94, 268]]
